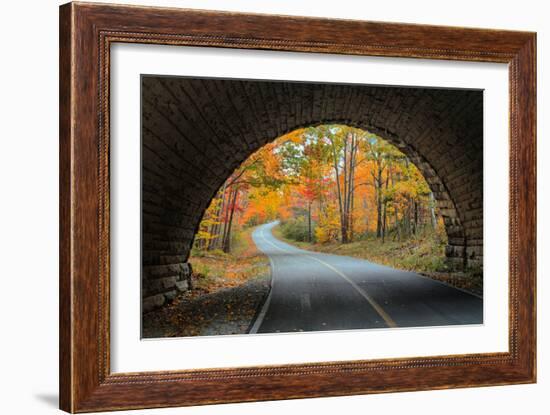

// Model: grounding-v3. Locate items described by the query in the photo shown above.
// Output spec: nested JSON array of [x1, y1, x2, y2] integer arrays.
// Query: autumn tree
[[278, 130, 331, 241], [309, 125, 365, 243], [193, 124, 441, 254]]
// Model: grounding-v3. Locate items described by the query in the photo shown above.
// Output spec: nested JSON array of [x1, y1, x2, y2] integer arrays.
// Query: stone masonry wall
[[141, 77, 483, 312]]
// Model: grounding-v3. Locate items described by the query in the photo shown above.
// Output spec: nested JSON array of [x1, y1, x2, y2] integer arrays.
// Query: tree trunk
[[350, 177, 355, 241], [208, 186, 225, 251], [395, 207, 401, 241], [307, 202, 312, 242], [342, 134, 349, 243], [347, 133, 357, 242], [222, 187, 239, 253], [381, 164, 391, 242], [219, 187, 232, 251], [329, 137, 345, 242], [362, 196, 369, 231], [382, 202, 387, 243], [375, 165, 383, 238], [413, 199, 418, 236]]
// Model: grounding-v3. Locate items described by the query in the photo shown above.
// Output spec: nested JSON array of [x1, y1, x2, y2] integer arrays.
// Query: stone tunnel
[[141, 76, 483, 312]]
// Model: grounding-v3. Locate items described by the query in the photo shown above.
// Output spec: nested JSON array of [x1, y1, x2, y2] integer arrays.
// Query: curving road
[[250, 221, 482, 334]]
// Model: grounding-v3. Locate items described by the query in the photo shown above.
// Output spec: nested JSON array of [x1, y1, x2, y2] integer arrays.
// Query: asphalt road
[[250, 221, 482, 334]]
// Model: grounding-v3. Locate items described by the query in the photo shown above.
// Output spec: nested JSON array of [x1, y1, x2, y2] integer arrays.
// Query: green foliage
[[280, 217, 313, 242], [230, 230, 245, 255]]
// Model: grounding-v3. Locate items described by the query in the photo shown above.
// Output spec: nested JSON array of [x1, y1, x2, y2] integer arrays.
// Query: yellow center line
[[304, 254, 397, 328], [260, 228, 397, 328]]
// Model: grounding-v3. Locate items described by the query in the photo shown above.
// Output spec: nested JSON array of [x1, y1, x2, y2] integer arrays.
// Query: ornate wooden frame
[[59, 2, 536, 412]]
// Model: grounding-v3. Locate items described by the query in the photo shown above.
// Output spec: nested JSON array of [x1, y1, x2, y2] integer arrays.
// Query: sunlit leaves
[[194, 124, 437, 251]]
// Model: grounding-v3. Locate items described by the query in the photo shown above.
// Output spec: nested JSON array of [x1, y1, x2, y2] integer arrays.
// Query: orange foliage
[[195, 125, 438, 250]]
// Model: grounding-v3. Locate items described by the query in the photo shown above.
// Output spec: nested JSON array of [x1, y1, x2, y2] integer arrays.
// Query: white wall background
[[0, 0, 546, 414]]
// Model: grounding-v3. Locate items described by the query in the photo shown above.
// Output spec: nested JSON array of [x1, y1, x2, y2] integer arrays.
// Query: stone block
[[175, 280, 189, 292], [164, 290, 178, 302], [143, 264, 182, 279], [142, 294, 165, 313]]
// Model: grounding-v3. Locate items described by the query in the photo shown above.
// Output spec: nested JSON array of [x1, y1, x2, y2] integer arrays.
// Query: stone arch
[[141, 76, 482, 311]]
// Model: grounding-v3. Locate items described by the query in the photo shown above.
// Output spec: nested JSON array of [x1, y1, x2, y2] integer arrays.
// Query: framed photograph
[[59, 2, 536, 412]]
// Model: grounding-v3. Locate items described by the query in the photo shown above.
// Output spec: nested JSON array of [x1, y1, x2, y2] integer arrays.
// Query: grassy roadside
[[142, 227, 270, 338], [190, 227, 269, 293], [272, 225, 483, 297]]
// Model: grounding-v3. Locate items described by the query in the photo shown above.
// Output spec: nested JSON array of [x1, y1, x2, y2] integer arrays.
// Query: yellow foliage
[[315, 203, 340, 243], [194, 123, 438, 250]]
